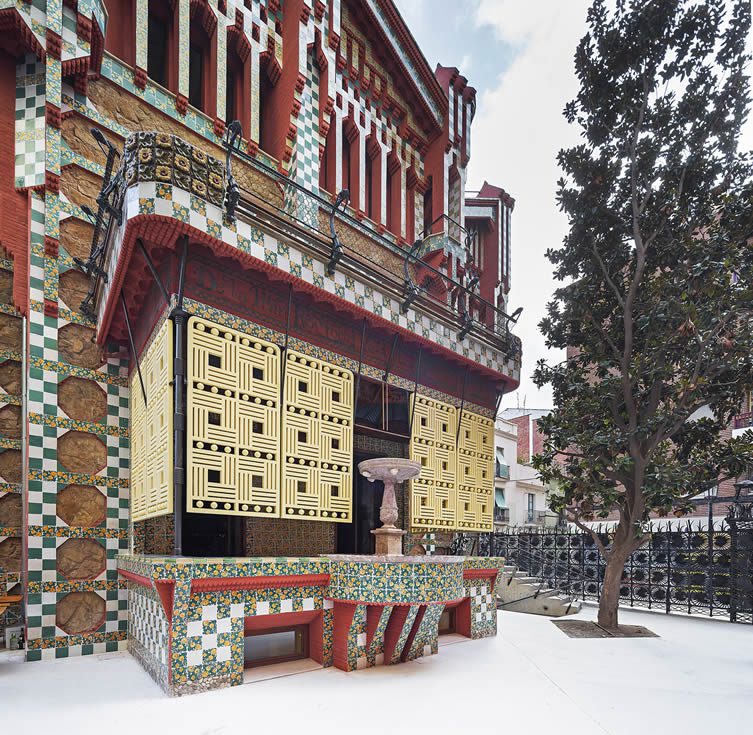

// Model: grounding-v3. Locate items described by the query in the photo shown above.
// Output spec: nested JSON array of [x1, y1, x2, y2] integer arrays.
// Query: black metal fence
[[478, 510, 753, 623]]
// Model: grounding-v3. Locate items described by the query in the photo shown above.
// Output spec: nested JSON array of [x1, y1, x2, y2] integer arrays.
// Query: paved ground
[[3, 605, 749, 734]]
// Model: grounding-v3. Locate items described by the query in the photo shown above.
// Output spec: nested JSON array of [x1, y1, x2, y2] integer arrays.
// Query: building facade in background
[[494, 409, 559, 529], [0, 0, 520, 691]]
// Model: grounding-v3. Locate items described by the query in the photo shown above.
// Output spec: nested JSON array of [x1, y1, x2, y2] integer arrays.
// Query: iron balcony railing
[[525, 510, 548, 525], [494, 507, 510, 523]]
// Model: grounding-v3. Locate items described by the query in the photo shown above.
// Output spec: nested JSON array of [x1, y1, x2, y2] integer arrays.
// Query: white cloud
[[468, 0, 591, 410]]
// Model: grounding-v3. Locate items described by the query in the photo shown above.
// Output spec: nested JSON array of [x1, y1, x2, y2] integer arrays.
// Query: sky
[[393, 0, 753, 413]]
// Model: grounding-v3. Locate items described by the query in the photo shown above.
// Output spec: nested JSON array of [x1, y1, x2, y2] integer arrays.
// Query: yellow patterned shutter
[[457, 411, 494, 531], [281, 351, 353, 522], [409, 396, 457, 531], [129, 319, 173, 522], [186, 317, 281, 517]]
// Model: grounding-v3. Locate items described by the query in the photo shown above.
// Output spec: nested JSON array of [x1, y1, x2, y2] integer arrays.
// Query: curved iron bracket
[[400, 238, 423, 314], [326, 189, 349, 276], [75, 129, 126, 317], [223, 120, 243, 223]]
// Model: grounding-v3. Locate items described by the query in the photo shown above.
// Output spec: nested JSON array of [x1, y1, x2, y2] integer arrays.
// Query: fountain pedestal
[[358, 458, 421, 556]]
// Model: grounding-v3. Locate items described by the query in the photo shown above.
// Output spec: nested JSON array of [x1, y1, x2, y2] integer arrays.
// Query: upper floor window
[[225, 30, 250, 132], [423, 177, 434, 236], [258, 61, 276, 156], [189, 5, 215, 115], [147, 0, 174, 90], [386, 152, 401, 238], [103, 0, 135, 67]]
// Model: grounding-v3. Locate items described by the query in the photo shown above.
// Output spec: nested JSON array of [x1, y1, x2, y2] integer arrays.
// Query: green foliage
[[534, 0, 753, 534]]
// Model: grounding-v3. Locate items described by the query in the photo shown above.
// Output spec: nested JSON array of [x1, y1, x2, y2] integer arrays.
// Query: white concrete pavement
[[2, 605, 750, 735]]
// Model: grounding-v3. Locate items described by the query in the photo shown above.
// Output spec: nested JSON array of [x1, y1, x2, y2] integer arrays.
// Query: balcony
[[524, 510, 548, 526], [84, 130, 520, 385], [495, 462, 510, 480], [494, 507, 510, 524]]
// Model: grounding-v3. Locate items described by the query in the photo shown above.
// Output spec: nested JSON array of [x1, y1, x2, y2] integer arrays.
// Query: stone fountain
[[357, 457, 421, 556]]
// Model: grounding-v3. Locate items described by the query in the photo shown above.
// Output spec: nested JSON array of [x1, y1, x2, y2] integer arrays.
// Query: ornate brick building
[[0, 0, 520, 691]]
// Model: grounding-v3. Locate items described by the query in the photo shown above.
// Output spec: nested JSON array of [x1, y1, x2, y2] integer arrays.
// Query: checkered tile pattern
[[129, 587, 169, 666], [470, 584, 495, 624], [61, 5, 90, 61], [15, 55, 46, 189], [185, 595, 319, 668]]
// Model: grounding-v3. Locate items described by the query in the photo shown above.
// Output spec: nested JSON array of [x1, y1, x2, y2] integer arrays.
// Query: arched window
[[103, 0, 135, 67], [147, 0, 176, 91]]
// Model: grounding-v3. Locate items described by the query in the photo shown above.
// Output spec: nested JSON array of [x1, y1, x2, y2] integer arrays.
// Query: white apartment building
[[494, 417, 553, 528]]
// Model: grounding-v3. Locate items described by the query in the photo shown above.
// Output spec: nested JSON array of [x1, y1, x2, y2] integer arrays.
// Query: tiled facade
[[118, 553, 505, 695], [1, 0, 518, 679]]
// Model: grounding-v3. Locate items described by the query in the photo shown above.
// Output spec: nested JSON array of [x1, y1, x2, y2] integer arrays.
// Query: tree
[[533, 0, 753, 631]]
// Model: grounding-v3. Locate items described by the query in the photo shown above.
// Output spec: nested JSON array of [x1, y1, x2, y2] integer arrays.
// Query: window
[[319, 112, 337, 193], [365, 153, 373, 220], [103, 0, 135, 67], [386, 151, 401, 237], [147, 0, 172, 89], [406, 180, 416, 243], [423, 177, 434, 236], [225, 31, 250, 132], [341, 129, 351, 194], [244, 626, 308, 669], [258, 63, 275, 155], [527, 493, 535, 523], [189, 6, 215, 115]]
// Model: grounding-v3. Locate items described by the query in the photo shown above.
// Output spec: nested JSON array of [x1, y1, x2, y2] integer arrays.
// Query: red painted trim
[[243, 610, 321, 631], [332, 601, 357, 671], [190, 573, 330, 593], [117, 568, 152, 588], [454, 597, 472, 638], [154, 580, 175, 623], [98, 215, 518, 392], [463, 568, 500, 580]]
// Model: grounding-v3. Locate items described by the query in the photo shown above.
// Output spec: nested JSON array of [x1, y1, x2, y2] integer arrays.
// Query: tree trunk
[[597, 550, 628, 631]]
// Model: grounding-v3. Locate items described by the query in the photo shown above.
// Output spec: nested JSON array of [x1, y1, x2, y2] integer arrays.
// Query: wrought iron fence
[[478, 515, 753, 623]]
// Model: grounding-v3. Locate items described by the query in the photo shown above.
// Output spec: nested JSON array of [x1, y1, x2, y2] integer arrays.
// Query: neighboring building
[[0, 0, 520, 692], [494, 415, 555, 528]]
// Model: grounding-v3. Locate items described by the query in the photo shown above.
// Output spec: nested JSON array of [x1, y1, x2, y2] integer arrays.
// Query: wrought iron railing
[[494, 507, 510, 523], [480, 517, 753, 623]]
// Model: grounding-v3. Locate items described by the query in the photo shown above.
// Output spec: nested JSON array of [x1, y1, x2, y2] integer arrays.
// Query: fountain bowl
[[357, 458, 421, 483]]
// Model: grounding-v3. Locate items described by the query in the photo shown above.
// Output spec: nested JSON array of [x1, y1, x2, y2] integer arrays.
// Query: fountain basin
[[323, 554, 466, 604]]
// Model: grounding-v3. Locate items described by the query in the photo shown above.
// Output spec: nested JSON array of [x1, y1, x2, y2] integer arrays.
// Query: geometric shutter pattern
[[281, 350, 353, 522], [456, 411, 494, 532], [130, 319, 173, 522], [186, 316, 281, 518], [409, 396, 458, 531], [409, 397, 494, 533]]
